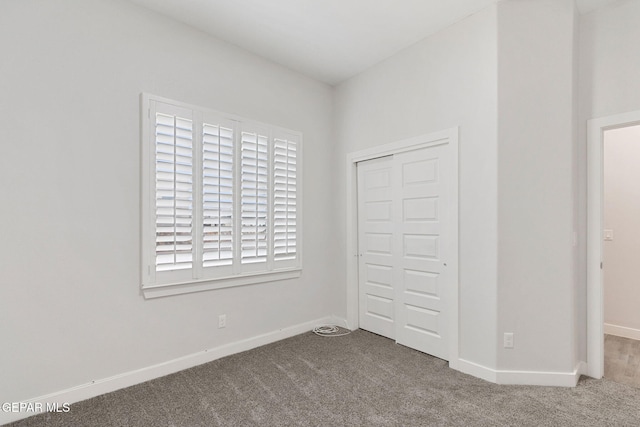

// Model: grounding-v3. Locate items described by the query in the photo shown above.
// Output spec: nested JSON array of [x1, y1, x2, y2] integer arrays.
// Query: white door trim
[[586, 110, 640, 379], [345, 127, 459, 365]]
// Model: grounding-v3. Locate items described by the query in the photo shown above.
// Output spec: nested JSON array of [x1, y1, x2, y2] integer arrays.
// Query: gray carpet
[[605, 334, 640, 389], [7, 330, 640, 426]]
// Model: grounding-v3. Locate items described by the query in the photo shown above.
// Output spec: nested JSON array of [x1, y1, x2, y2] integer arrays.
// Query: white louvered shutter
[[240, 129, 269, 265], [202, 121, 234, 268], [154, 111, 194, 272], [273, 136, 297, 263], [143, 95, 303, 291]]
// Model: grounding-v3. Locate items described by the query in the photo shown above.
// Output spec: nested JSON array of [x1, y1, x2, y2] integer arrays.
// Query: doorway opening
[[601, 124, 640, 387], [587, 111, 640, 381]]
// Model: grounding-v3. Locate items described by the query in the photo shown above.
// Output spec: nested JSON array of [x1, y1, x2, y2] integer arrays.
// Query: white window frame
[[141, 94, 302, 298]]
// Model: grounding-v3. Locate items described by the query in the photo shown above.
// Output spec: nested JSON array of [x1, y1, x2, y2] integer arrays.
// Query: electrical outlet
[[504, 332, 514, 349], [218, 314, 226, 329]]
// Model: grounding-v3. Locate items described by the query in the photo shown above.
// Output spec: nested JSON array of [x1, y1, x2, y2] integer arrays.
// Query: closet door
[[356, 142, 453, 361], [393, 146, 450, 360], [357, 156, 395, 339]]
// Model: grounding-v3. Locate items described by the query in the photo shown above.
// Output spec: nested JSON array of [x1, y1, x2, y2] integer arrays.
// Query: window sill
[[142, 268, 301, 299]]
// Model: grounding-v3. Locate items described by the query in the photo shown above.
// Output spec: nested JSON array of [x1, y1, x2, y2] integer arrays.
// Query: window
[[141, 94, 301, 297]]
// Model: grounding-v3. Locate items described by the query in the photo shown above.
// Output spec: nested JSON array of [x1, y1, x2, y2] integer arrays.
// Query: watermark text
[[2, 402, 70, 413]]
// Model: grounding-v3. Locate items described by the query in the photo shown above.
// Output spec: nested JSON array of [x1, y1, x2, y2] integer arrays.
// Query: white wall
[[334, 6, 498, 370], [0, 0, 336, 406], [603, 125, 640, 337], [577, 0, 640, 359], [496, 0, 577, 373]]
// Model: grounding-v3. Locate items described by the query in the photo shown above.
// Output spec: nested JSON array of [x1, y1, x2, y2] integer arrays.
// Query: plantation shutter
[[143, 95, 302, 291], [202, 121, 234, 268], [273, 136, 297, 262], [240, 129, 269, 264], [154, 110, 194, 272]]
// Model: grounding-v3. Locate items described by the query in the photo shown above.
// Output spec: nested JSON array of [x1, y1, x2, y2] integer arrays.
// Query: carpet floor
[[605, 334, 640, 389], [7, 329, 640, 426]]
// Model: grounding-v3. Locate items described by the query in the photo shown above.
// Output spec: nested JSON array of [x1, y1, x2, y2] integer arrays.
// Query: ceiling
[[128, 0, 618, 85]]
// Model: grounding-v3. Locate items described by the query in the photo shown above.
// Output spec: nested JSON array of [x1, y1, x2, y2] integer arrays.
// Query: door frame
[[345, 127, 459, 365], [587, 110, 640, 379]]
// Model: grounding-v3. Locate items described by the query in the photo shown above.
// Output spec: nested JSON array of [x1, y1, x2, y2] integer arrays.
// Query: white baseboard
[[495, 361, 584, 387], [453, 359, 584, 387], [455, 358, 498, 383], [604, 323, 640, 341], [0, 316, 337, 425]]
